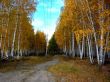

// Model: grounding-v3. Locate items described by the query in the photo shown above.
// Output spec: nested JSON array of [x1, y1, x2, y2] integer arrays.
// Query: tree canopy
[[55, 0, 110, 65]]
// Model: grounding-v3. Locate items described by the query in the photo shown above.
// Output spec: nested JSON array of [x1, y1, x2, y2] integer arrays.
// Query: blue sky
[[32, 0, 64, 40]]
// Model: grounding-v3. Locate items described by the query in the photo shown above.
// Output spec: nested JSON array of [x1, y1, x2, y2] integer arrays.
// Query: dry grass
[[22, 56, 52, 65], [49, 56, 110, 82], [0, 56, 53, 73], [0, 60, 18, 73]]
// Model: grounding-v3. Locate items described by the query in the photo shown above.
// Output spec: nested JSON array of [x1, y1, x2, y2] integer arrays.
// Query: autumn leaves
[[0, 0, 110, 66], [0, 0, 47, 59], [55, 0, 110, 65]]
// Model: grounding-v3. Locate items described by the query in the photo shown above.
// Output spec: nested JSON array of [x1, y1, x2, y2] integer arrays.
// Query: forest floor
[[0, 56, 109, 82], [49, 56, 110, 82]]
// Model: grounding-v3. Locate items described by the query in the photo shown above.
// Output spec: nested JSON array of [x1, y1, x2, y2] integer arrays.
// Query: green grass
[[0, 56, 53, 73]]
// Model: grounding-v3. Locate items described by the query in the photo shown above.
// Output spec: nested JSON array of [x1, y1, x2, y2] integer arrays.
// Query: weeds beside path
[[49, 56, 110, 82]]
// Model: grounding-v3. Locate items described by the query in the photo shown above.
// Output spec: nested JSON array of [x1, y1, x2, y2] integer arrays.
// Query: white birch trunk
[[20, 50, 22, 57], [72, 32, 75, 57], [64, 31, 67, 56], [85, 0, 100, 64], [78, 34, 84, 59], [11, 13, 19, 57], [69, 33, 72, 56], [98, 0, 105, 65], [87, 35, 94, 64], [17, 29, 21, 59]]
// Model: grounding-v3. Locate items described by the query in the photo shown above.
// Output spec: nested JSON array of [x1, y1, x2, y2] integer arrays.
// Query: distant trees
[[48, 34, 61, 55], [55, 0, 110, 65], [34, 31, 46, 55]]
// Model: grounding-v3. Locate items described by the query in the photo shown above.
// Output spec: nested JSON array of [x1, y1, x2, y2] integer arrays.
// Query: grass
[[0, 56, 53, 73], [48, 56, 110, 82], [22, 56, 52, 65], [49, 62, 79, 74]]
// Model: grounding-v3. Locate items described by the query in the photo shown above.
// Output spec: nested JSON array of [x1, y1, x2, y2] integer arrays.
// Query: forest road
[[0, 58, 63, 82]]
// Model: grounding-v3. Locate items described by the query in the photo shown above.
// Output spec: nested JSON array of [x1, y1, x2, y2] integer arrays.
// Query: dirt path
[[0, 58, 59, 82]]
